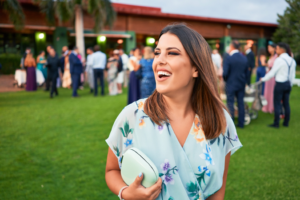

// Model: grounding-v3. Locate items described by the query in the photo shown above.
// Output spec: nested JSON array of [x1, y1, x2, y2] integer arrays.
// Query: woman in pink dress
[[262, 42, 277, 113]]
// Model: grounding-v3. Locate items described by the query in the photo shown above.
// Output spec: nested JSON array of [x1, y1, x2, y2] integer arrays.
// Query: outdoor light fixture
[[146, 37, 156, 46], [100, 36, 106, 42], [117, 39, 123, 44], [38, 33, 45, 39], [149, 38, 155, 44]]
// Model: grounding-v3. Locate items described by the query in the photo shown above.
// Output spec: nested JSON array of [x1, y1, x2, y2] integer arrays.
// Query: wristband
[[118, 186, 128, 200]]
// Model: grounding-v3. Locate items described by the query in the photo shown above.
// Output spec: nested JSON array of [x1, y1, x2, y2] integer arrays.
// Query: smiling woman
[[105, 23, 242, 200]]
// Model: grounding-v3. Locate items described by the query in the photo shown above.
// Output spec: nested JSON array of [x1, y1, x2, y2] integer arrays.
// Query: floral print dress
[[106, 99, 242, 200]]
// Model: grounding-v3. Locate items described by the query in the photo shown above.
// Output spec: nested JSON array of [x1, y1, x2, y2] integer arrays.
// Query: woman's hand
[[122, 173, 162, 200]]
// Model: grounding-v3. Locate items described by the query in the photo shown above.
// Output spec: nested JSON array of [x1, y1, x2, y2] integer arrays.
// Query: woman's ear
[[192, 66, 199, 78]]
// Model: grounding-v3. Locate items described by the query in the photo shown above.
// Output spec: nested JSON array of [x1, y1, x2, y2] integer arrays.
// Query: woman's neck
[[163, 88, 194, 119]]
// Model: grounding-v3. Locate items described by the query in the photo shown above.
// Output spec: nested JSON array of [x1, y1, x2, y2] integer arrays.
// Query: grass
[[0, 84, 300, 200]]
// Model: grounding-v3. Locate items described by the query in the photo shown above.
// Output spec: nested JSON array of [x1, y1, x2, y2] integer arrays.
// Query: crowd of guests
[[20, 39, 296, 129], [212, 40, 296, 129], [20, 44, 156, 101]]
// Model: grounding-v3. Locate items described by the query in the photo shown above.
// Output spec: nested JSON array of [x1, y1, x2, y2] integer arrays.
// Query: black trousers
[[49, 73, 58, 96], [274, 81, 291, 126], [93, 68, 104, 96], [45, 69, 51, 90], [246, 68, 253, 86], [226, 88, 245, 127]]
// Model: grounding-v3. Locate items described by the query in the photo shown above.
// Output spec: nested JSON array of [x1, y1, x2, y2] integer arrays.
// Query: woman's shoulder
[[118, 99, 148, 119]]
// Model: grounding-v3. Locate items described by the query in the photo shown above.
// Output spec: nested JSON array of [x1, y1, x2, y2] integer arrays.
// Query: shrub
[[0, 54, 22, 75]]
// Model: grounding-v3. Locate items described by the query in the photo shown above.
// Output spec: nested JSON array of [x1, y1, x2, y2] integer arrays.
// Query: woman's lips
[[156, 70, 172, 82]]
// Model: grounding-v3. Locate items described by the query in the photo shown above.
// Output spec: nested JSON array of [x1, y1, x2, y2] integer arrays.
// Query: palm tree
[[2, 0, 116, 57], [1, 0, 25, 30]]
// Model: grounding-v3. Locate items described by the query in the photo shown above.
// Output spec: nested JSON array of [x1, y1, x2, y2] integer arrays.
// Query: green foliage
[[1, 0, 25, 30], [33, 0, 116, 33], [0, 54, 22, 74], [272, 0, 300, 55]]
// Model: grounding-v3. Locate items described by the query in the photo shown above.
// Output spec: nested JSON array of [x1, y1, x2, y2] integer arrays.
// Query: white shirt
[[229, 49, 239, 56], [128, 56, 137, 71], [211, 53, 222, 69], [86, 54, 94, 72], [121, 53, 129, 70], [245, 49, 251, 55], [92, 51, 106, 69], [261, 53, 296, 86]]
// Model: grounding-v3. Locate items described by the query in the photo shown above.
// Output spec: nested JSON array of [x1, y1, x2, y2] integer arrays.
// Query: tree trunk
[[75, 5, 85, 58]]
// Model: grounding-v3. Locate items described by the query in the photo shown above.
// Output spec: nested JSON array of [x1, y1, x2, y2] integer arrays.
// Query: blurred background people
[[138, 46, 155, 98], [85, 47, 94, 93], [256, 48, 267, 95], [244, 44, 255, 87], [69, 46, 83, 97], [262, 42, 277, 113], [128, 48, 141, 104], [223, 40, 248, 128], [119, 49, 129, 88], [21, 47, 31, 69], [212, 49, 223, 94], [45, 45, 54, 91], [114, 50, 123, 94], [36, 51, 47, 80], [106, 51, 119, 95], [93, 45, 106, 96], [212, 49, 222, 75], [46, 48, 60, 98], [62, 50, 72, 89], [24, 52, 37, 91], [261, 42, 296, 128]]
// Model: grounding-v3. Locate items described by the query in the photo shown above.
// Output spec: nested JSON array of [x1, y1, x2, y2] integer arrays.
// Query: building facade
[[0, 1, 277, 56]]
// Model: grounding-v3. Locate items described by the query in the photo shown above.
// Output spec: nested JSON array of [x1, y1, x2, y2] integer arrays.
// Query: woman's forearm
[[105, 169, 127, 195]]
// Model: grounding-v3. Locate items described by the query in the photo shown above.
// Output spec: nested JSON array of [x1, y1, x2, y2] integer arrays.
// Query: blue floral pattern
[[106, 99, 242, 199]]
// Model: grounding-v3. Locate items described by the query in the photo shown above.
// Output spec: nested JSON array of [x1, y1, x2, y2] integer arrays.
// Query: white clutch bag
[[121, 147, 159, 188]]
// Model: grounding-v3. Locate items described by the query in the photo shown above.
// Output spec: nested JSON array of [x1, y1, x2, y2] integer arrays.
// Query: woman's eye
[[168, 52, 179, 55], [154, 52, 160, 55]]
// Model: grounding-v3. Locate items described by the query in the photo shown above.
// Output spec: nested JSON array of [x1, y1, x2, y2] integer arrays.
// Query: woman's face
[[41, 51, 45, 57], [153, 33, 198, 96], [268, 45, 275, 55], [134, 49, 140, 57]]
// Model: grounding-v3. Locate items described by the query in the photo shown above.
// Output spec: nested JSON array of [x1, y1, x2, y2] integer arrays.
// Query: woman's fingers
[[150, 188, 162, 199], [133, 172, 144, 187], [147, 177, 162, 194]]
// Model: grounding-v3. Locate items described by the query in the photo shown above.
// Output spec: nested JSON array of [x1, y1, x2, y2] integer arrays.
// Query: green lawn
[[0, 85, 299, 200]]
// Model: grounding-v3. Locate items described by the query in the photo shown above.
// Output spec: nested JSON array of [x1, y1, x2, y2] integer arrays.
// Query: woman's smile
[[157, 69, 172, 81]]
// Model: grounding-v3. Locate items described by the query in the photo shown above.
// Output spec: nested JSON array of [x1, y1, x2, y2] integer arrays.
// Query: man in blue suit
[[69, 47, 83, 97], [223, 40, 248, 128]]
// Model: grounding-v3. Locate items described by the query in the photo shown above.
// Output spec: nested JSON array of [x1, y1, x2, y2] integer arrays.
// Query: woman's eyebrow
[[154, 47, 181, 52], [167, 47, 181, 52]]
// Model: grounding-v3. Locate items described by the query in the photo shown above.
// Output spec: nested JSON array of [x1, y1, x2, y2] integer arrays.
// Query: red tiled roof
[[112, 3, 277, 27], [17, 0, 277, 27]]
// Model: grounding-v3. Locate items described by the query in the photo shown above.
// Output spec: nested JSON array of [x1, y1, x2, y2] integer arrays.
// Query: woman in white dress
[[107, 55, 118, 95]]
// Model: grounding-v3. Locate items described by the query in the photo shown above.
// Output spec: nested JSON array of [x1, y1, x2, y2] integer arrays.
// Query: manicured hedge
[[0, 54, 22, 75]]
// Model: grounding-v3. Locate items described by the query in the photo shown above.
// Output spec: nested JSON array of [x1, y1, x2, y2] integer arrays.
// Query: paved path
[[0, 75, 24, 93]]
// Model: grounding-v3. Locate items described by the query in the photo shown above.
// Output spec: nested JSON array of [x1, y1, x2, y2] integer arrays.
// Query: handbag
[[121, 147, 159, 188]]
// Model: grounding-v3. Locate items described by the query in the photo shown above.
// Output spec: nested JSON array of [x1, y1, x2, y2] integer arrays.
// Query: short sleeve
[[105, 103, 137, 168], [224, 110, 242, 156]]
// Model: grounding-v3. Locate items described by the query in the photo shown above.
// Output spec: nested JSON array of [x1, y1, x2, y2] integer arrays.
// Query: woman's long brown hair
[[144, 23, 227, 139]]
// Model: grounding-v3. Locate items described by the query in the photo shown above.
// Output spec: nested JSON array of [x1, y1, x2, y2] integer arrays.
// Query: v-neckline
[[167, 114, 197, 149]]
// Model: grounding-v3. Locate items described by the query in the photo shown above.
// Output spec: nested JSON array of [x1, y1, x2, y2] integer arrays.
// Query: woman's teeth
[[158, 71, 171, 78]]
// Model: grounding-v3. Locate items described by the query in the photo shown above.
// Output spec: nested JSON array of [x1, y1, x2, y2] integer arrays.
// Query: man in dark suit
[[244, 44, 255, 86], [45, 45, 54, 91], [46, 48, 60, 98], [223, 40, 248, 128], [69, 47, 83, 97]]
